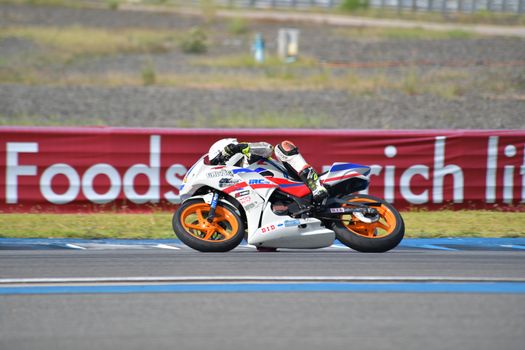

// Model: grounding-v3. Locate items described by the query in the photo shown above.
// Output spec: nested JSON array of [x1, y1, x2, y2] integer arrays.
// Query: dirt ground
[[1, 3, 524, 128]]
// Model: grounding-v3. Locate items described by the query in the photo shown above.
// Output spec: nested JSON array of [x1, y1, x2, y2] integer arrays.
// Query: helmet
[[209, 138, 237, 163]]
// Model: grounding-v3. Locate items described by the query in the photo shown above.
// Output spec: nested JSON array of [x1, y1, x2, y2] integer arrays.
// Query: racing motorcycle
[[172, 153, 404, 253]]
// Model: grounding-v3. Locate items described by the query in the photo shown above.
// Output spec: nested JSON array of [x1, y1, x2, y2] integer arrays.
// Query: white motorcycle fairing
[[178, 154, 371, 249]]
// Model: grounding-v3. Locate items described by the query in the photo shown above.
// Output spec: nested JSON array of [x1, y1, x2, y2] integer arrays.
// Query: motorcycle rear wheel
[[331, 194, 404, 253], [173, 199, 245, 252]]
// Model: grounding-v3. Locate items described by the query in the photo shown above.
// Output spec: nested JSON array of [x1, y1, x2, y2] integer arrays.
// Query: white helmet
[[209, 138, 237, 163]]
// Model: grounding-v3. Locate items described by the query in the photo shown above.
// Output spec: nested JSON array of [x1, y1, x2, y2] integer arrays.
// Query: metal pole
[[397, 0, 403, 13], [428, 0, 434, 12], [487, 0, 493, 11], [519, 0, 525, 13], [412, 0, 417, 11], [458, 0, 463, 13], [501, 0, 507, 12]]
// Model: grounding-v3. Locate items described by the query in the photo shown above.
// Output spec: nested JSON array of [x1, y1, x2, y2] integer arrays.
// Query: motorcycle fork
[[206, 192, 220, 222]]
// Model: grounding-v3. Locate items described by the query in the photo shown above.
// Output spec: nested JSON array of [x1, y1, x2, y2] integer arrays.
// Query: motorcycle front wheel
[[172, 199, 245, 252], [330, 194, 404, 253]]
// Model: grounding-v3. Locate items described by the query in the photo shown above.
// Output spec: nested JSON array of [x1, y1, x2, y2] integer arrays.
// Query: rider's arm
[[222, 143, 250, 158], [222, 142, 273, 160], [247, 142, 273, 158]]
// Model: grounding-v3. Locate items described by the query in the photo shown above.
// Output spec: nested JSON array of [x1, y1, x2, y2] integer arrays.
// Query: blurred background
[[1, 5, 525, 350], [1, 0, 524, 129]]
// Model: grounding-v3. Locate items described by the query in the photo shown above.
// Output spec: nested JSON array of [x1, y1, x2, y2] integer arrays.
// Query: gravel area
[[1, 3, 524, 129], [2, 84, 523, 128]]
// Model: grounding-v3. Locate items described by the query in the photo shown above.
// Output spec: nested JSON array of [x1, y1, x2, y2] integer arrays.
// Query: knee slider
[[277, 140, 299, 156]]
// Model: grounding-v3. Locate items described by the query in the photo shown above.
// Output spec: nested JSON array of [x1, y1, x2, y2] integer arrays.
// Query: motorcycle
[[172, 152, 404, 253]]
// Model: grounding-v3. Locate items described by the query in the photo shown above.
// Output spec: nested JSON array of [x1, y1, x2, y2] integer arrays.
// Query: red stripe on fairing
[[321, 172, 359, 183], [264, 177, 311, 197], [223, 182, 248, 194], [250, 184, 278, 189]]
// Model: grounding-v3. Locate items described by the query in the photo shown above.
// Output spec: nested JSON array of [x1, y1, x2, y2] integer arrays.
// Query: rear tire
[[173, 199, 245, 252], [331, 194, 404, 253]]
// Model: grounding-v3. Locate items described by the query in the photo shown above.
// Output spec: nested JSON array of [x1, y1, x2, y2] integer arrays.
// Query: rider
[[209, 138, 328, 204]]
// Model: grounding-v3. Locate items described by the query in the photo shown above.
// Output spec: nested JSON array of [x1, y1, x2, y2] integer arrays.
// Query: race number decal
[[261, 225, 276, 233]]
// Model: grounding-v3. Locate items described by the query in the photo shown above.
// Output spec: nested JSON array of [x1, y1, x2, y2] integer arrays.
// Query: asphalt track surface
[[1, 240, 525, 350]]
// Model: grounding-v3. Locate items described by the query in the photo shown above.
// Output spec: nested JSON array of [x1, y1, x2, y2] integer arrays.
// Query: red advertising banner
[[0, 127, 524, 212]]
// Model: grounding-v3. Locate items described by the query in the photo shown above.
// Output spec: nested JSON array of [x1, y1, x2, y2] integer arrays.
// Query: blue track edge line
[[1, 238, 525, 250], [1, 282, 525, 295]]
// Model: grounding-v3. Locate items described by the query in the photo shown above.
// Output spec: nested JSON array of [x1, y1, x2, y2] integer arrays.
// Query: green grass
[[0, 26, 179, 61], [0, 211, 524, 239], [402, 210, 525, 238], [178, 111, 337, 128], [0, 26, 177, 55], [0, 213, 175, 239], [0, 25, 521, 100], [227, 17, 249, 35], [0, 60, 519, 101]]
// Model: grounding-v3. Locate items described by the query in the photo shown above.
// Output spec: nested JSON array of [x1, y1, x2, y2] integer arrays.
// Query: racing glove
[[221, 143, 250, 160]]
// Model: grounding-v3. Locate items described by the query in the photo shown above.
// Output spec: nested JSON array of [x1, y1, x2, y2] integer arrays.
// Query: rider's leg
[[274, 140, 328, 203]]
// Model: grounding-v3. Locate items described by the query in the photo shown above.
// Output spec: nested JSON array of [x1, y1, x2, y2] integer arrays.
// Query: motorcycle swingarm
[[330, 198, 381, 207], [320, 207, 375, 216]]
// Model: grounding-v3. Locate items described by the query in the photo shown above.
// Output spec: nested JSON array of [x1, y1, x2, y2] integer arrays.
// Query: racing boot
[[299, 166, 328, 205]]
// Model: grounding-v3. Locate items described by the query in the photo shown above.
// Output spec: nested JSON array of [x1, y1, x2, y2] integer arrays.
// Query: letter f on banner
[[6, 142, 38, 204]]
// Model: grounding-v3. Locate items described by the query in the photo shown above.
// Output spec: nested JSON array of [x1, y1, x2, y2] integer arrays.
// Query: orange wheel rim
[[180, 203, 239, 242], [342, 198, 397, 239]]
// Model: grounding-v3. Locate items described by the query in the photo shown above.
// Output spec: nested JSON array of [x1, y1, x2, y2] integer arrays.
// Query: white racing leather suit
[[209, 139, 328, 203]]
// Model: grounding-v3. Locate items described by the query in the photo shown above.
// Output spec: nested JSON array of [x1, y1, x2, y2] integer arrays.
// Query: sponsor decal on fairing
[[207, 170, 233, 178], [235, 190, 250, 198]]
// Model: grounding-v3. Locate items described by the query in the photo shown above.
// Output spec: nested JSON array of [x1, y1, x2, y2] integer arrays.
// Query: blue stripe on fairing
[[232, 168, 255, 174], [1, 282, 525, 295], [330, 163, 367, 172], [279, 183, 304, 188]]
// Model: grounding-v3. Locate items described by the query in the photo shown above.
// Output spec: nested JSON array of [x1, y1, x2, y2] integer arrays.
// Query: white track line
[[1, 275, 525, 285], [65, 244, 87, 250], [154, 244, 180, 250]]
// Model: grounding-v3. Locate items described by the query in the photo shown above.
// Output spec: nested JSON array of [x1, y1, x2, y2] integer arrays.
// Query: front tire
[[172, 199, 245, 252], [331, 194, 404, 253]]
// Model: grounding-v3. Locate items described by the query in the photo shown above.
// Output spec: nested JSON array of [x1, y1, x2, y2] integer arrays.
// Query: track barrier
[[0, 127, 523, 212]]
